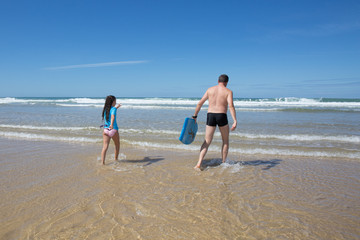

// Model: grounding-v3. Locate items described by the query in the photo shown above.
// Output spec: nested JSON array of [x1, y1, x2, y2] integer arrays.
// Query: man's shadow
[[122, 156, 164, 166], [202, 159, 282, 170]]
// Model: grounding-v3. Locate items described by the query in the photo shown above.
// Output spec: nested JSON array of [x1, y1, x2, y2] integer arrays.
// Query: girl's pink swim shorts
[[104, 128, 117, 137]]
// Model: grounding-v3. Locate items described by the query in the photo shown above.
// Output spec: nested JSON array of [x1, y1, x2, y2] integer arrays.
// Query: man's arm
[[228, 91, 237, 131], [193, 90, 208, 121]]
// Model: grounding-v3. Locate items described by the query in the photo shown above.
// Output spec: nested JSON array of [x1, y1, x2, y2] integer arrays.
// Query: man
[[192, 74, 237, 170]]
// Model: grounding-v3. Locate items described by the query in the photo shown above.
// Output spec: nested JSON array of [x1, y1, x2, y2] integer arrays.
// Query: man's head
[[218, 74, 229, 84]]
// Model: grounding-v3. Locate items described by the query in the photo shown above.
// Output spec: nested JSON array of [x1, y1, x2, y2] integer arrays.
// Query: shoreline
[[1, 138, 359, 239]]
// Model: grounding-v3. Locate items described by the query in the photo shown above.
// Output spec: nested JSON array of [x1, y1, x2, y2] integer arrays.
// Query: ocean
[[1, 97, 360, 239], [1, 97, 359, 160]]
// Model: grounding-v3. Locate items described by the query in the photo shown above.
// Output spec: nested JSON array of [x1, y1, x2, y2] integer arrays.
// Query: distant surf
[[1, 97, 359, 112]]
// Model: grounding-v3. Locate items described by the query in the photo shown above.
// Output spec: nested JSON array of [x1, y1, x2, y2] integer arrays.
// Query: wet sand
[[1, 138, 359, 239]]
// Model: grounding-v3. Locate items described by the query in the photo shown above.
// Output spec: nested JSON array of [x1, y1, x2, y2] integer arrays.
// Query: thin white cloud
[[303, 77, 360, 83], [44, 60, 148, 70], [284, 78, 360, 88], [283, 22, 360, 37], [258, 22, 360, 42]]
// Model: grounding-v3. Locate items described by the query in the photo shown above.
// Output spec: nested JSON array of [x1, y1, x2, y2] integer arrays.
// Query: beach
[[1, 97, 360, 239]]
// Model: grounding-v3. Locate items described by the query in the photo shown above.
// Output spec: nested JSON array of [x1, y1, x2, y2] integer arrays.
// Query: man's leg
[[194, 125, 216, 169], [219, 124, 230, 163]]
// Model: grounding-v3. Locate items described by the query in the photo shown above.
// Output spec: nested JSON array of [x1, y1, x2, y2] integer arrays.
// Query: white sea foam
[[141, 129, 360, 144], [120, 128, 179, 135], [1, 128, 358, 159], [2, 97, 359, 111], [230, 132, 360, 143], [56, 104, 103, 108], [67, 98, 104, 104], [0, 125, 180, 136], [55, 103, 194, 109], [122, 105, 194, 110], [235, 108, 283, 112], [109, 97, 360, 109], [233, 100, 360, 109], [231, 147, 360, 159], [119, 98, 199, 106], [124, 129, 360, 144], [0, 97, 103, 105], [221, 160, 244, 173], [0, 97, 17, 104], [1, 124, 358, 144], [122, 139, 360, 159], [122, 139, 203, 151], [0, 131, 99, 143], [203, 158, 244, 172], [0, 124, 98, 131], [0, 98, 70, 104]]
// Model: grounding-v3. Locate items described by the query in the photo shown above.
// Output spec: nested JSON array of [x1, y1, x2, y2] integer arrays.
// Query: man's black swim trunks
[[206, 113, 228, 127]]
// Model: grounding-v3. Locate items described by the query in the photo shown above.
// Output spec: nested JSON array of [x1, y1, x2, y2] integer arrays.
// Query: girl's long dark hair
[[102, 95, 116, 122]]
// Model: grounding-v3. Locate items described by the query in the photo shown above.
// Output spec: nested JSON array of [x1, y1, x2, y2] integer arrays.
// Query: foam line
[[0, 131, 99, 143]]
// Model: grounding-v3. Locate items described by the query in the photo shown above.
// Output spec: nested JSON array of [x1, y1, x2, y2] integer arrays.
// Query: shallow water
[[1, 139, 359, 239]]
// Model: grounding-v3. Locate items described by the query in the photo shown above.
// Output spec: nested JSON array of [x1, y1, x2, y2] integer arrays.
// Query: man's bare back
[[207, 85, 233, 114]]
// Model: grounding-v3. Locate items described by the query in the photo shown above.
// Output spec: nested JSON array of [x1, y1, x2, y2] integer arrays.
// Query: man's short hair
[[218, 74, 229, 83]]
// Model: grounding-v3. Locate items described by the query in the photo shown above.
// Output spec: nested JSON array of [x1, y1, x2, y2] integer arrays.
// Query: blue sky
[[0, 0, 359, 98]]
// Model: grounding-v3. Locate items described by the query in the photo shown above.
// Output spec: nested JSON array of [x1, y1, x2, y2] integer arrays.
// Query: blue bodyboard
[[179, 117, 198, 145]]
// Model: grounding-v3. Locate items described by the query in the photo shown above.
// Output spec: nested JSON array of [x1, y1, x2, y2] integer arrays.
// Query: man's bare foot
[[194, 165, 202, 171]]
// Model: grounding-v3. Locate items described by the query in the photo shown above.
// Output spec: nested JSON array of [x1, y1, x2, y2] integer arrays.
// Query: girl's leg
[[101, 133, 111, 165], [112, 131, 120, 160]]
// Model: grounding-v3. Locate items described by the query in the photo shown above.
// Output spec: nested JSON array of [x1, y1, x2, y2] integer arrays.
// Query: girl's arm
[[110, 104, 121, 128], [109, 114, 115, 129]]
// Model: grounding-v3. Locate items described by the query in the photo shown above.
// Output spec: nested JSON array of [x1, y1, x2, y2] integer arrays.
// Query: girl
[[101, 95, 121, 165]]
